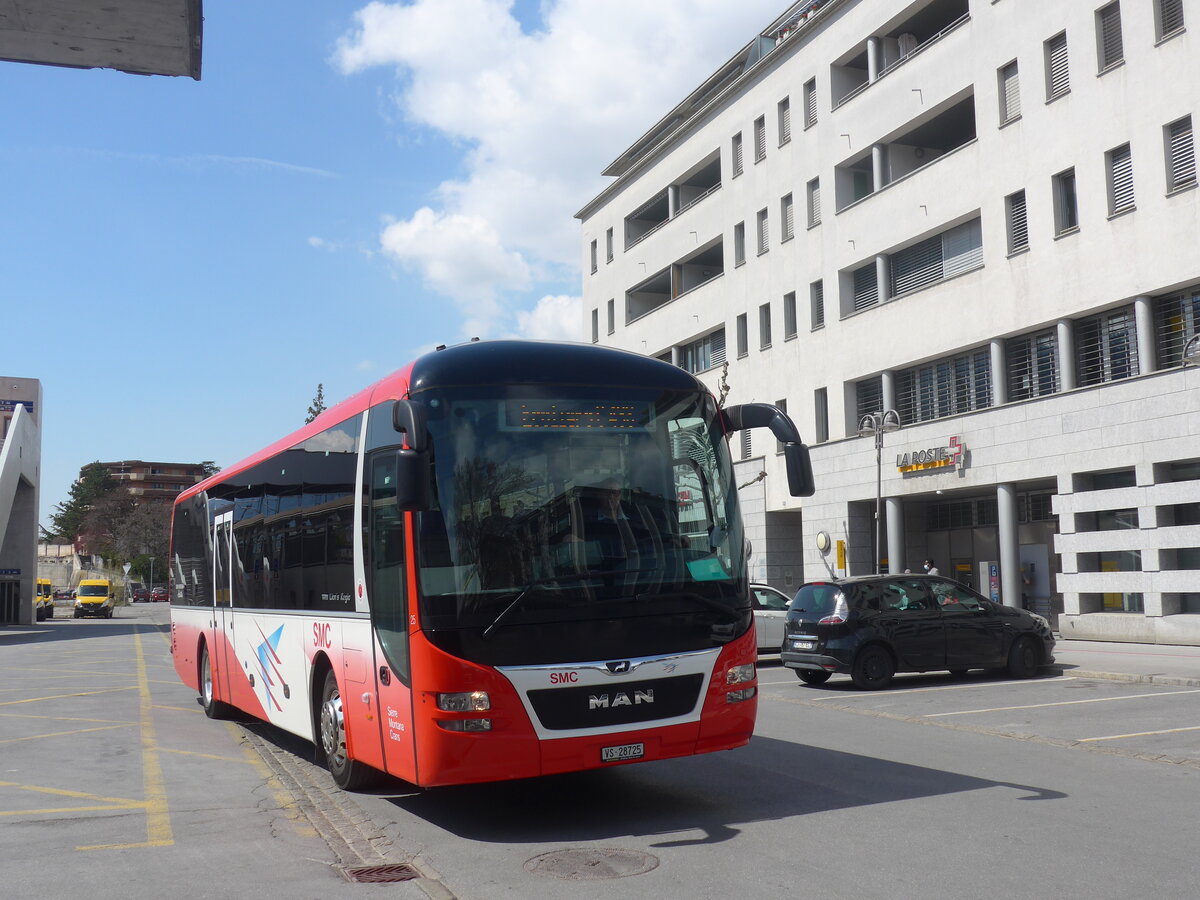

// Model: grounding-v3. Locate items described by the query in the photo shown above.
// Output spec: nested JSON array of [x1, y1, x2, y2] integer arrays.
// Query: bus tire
[[200, 644, 235, 720], [319, 669, 377, 791]]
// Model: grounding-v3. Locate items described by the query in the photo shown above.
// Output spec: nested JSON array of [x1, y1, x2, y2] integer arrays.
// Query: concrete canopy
[[0, 0, 202, 80]]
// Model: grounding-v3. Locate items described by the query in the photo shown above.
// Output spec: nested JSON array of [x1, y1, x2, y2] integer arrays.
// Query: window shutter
[[757, 209, 769, 254], [779, 99, 791, 143], [1098, 4, 1123, 70], [1075, 307, 1138, 386], [803, 79, 817, 127], [1168, 117, 1196, 190], [811, 281, 825, 329], [1154, 290, 1200, 367], [732, 133, 743, 175], [709, 330, 726, 367], [1159, 0, 1185, 38], [1047, 33, 1069, 98], [754, 117, 766, 161], [1109, 144, 1134, 213], [941, 219, 983, 277], [1000, 62, 1020, 122], [782, 194, 794, 239], [853, 265, 878, 311], [891, 235, 942, 295], [855, 378, 882, 423], [741, 429, 752, 460], [1007, 190, 1029, 253], [808, 179, 821, 226]]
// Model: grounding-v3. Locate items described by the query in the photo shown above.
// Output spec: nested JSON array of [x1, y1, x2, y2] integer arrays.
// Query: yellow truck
[[74, 579, 115, 619], [35, 578, 54, 621]]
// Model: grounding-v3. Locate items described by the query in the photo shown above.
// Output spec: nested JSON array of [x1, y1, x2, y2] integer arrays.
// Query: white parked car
[[750, 583, 791, 654]]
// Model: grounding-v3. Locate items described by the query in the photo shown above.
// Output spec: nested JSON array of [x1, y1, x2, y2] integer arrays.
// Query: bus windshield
[[412, 384, 745, 638]]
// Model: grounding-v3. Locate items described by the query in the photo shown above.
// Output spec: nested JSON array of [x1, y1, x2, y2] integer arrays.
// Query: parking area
[[756, 662, 1200, 766]]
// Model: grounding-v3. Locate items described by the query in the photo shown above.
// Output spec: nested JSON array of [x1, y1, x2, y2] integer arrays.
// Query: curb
[[1051, 666, 1200, 689]]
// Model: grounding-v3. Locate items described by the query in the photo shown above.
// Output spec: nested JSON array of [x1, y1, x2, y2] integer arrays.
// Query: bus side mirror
[[783, 443, 816, 498], [393, 399, 428, 452], [394, 447, 432, 511], [723, 402, 816, 498]]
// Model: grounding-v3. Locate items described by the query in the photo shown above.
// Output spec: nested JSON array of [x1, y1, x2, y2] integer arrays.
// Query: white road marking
[[925, 688, 1200, 717], [757, 677, 1076, 694]]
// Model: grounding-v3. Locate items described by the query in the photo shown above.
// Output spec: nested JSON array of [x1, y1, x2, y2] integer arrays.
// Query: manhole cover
[[341, 863, 421, 883], [525, 848, 659, 880]]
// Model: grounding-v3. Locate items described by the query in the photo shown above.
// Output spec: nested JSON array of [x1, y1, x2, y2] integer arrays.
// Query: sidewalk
[[1052, 638, 1200, 687]]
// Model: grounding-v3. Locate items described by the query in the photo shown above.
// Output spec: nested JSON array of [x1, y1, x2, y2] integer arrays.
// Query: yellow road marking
[[0, 724, 129, 745], [78, 629, 173, 851], [159, 747, 246, 763], [925, 688, 1200, 717], [0, 712, 133, 725], [226, 723, 317, 839], [0, 780, 144, 817], [0, 687, 137, 706], [1078, 725, 1200, 742], [151, 704, 203, 714]]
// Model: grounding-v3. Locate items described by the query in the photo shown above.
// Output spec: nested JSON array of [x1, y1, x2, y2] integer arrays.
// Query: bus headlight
[[438, 718, 492, 732], [726, 664, 755, 685], [437, 691, 490, 712], [727, 687, 756, 703]]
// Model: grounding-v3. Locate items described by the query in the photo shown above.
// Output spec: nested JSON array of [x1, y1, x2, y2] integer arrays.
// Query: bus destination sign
[[503, 399, 653, 432]]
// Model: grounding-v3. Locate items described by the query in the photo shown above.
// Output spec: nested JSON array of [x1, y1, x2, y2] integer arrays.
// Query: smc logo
[[313, 622, 332, 649], [550, 671, 579, 684]]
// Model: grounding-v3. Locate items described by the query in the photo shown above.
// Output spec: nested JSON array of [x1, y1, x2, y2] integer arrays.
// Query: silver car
[[750, 583, 791, 654]]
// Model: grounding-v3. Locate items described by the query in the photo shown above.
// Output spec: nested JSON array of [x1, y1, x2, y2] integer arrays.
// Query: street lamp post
[[858, 409, 901, 575], [148, 557, 155, 596]]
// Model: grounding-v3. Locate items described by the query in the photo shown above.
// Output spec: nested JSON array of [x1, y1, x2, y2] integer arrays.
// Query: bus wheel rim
[[321, 692, 346, 764]]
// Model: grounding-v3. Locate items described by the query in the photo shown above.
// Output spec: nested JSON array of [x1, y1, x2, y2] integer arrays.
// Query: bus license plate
[[791, 639, 815, 650], [601, 742, 644, 762]]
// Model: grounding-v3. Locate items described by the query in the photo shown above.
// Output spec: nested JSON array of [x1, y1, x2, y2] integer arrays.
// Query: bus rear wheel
[[319, 669, 377, 791]]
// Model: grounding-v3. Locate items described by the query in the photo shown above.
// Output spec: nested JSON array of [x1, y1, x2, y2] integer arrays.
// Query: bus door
[[211, 510, 235, 707]]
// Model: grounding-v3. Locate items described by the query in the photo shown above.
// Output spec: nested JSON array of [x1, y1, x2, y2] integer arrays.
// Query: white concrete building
[[1, 378, 43, 625], [578, 0, 1200, 643]]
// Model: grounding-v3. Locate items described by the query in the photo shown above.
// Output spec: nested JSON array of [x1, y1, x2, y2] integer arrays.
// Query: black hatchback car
[[781, 574, 1055, 689]]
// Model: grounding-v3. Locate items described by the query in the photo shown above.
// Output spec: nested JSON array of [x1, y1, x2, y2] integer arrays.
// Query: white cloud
[[336, 0, 784, 330], [511, 294, 581, 341]]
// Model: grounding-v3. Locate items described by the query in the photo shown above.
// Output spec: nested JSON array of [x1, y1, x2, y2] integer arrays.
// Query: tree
[[199, 460, 221, 478], [305, 384, 327, 424], [77, 493, 136, 557], [43, 462, 118, 544]]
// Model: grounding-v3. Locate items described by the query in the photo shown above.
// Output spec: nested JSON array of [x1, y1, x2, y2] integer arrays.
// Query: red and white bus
[[170, 340, 814, 789]]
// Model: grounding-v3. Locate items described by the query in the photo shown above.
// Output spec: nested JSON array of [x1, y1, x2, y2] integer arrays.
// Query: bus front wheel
[[319, 669, 377, 791]]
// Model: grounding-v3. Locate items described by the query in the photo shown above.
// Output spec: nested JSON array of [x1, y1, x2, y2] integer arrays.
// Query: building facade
[[578, 0, 1200, 643], [0, 378, 42, 625], [99, 460, 209, 505]]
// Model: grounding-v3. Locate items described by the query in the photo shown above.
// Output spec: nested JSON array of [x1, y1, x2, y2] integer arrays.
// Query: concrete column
[[871, 143, 888, 191], [670, 346, 682, 367], [1057, 319, 1076, 391], [668, 184, 680, 219], [886, 496, 905, 574], [997, 483, 1020, 608], [1134, 295, 1156, 375], [881, 370, 897, 417], [990, 339, 1007, 406], [867, 37, 881, 81], [875, 253, 891, 304]]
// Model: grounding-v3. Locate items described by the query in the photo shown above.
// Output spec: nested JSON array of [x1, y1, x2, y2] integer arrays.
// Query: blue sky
[[1, 0, 785, 530]]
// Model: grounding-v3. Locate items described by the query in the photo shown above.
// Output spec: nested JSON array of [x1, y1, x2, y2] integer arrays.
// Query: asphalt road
[[5, 609, 1199, 899]]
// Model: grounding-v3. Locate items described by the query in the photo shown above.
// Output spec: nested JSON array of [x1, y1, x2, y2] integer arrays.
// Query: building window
[[810, 280, 825, 329], [896, 348, 992, 424], [740, 429, 752, 460], [756, 208, 769, 255], [733, 221, 746, 265], [679, 329, 726, 374], [778, 97, 791, 145], [759, 302, 772, 349], [803, 77, 817, 128], [1053, 168, 1079, 234], [605, 227, 613, 262], [590, 240, 598, 273], [1165, 116, 1196, 192], [856, 377, 883, 424], [606, 298, 615, 335], [1154, 289, 1200, 368], [1006, 329, 1060, 401], [1075, 306, 1139, 386], [731, 132, 744, 177], [814, 387, 829, 443], [736, 313, 748, 357], [1006, 189, 1029, 253], [1156, 0, 1185, 41], [890, 219, 983, 297], [1045, 32, 1070, 100], [783, 291, 797, 340], [591, 309, 599, 343], [998, 60, 1020, 124], [852, 263, 878, 312], [1106, 143, 1135, 215], [806, 177, 821, 227], [774, 399, 788, 453], [781, 193, 794, 241], [754, 115, 767, 162], [1096, 2, 1124, 72]]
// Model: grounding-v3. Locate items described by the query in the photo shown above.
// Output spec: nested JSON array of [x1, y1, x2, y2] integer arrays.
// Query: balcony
[[834, 92, 976, 213], [626, 237, 724, 323], [624, 152, 722, 251], [831, 0, 969, 110]]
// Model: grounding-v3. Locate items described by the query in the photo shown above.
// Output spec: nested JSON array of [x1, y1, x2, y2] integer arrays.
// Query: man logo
[[606, 660, 631, 674], [589, 690, 654, 709]]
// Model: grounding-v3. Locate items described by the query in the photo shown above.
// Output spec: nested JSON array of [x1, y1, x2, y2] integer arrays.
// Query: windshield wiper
[[481, 568, 664, 639]]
